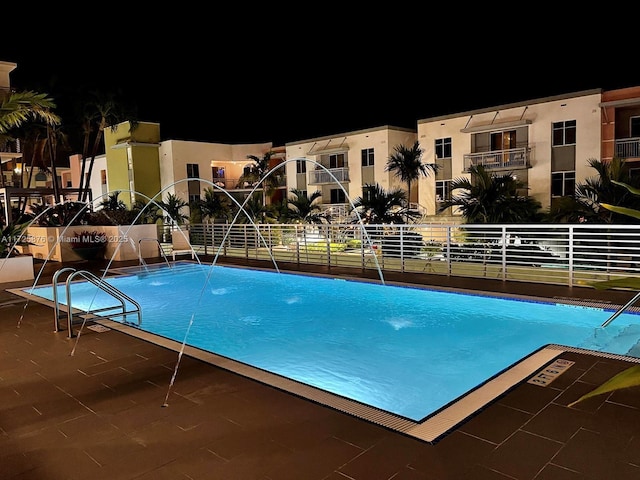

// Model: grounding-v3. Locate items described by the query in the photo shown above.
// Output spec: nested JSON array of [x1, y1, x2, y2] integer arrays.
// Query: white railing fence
[[179, 223, 640, 288]]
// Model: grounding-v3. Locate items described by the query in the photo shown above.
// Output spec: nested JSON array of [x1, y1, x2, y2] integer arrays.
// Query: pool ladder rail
[[601, 290, 640, 328], [52, 268, 142, 338]]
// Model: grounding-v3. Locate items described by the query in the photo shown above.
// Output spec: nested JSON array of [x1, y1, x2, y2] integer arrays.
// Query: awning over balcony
[[599, 98, 640, 108], [460, 118, 532, 134], [111, 141, 160, 149], [306, 138, 349, 156]]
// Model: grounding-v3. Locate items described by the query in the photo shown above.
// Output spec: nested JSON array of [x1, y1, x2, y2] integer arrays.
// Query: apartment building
[[74, 121, 281, 213], [158, 139, 284, 210], [415, 90, 603, 216], [284, 126, 418, 220], [281, 89, 640, 221]]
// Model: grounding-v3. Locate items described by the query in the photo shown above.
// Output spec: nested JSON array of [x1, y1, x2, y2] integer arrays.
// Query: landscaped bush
[[298, 242, 348, 253], [380, 230, 425, 258]]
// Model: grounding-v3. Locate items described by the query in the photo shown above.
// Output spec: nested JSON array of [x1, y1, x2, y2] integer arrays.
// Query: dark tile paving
[[1, 257, 640, 479]]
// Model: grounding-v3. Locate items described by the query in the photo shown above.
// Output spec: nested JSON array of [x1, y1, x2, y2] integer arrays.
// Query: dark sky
[[3, 17, 640, 149]]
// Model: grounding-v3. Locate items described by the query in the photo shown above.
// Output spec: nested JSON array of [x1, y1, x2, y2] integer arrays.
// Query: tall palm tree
[[385, 141, 439, 222], [44, 124, 72, 203], [287, 188, 328, 224], [0, 91, 60, 197], [76, 91, 134, 202], [350, 183, 410, 224], [438, 165, 542, 223]]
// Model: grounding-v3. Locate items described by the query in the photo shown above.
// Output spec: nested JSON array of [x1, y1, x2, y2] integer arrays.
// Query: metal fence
[[174, 223, 640, 288]]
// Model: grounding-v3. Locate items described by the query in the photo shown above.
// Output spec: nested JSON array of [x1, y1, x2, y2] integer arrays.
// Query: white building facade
[[284, 126, 418, 219], [416, 90, 602, 216]]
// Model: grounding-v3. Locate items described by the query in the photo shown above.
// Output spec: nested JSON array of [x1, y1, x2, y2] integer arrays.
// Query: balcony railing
[[212, 175, 287, 190], [308, 167, 350, 184], [615, 138, 640, 159], [463, 147, 530, 172]]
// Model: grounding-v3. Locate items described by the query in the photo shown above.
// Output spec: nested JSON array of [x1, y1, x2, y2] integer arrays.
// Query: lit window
[[435, 180, 451, 202]]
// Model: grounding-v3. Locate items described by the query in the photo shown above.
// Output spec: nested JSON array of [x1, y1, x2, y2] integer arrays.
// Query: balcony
[[615, 138, 640, 159], [463, 147, 531, 172], [308, 167, 350, 185], [212, 175, 287, 190]]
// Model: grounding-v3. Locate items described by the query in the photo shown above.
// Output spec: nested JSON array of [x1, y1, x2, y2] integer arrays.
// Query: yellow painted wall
[[103, 121, 161, 207]]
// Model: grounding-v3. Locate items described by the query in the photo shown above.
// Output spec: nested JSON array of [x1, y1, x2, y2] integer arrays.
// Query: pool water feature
[[18, 262, 640, 443]]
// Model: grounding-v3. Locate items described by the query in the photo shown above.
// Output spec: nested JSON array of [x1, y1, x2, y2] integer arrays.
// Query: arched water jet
[[238, 157, 386, 285]]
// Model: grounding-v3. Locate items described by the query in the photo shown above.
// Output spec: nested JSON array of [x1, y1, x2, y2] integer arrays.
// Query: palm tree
[[76, 91, 134, 202], [99, 190, 127, 211], [199, 186, 230, 223], [385, 141, 439, 222], [350, 183, 412, 224], [287, 188, 329, 224], [241, 151, 283, 219], [0, 91, 60, 200], [233, 192, 276, 224], [573, 158, 640, 224], [0, 91, 59, 134], [157, 193, 189, 226], [438, 165, 542, 223]]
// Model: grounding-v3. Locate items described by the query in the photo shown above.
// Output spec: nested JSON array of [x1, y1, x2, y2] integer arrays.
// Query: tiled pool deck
[[2, 257, 640, 479]]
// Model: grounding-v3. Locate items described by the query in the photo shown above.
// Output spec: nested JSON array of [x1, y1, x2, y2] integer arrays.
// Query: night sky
[[3, 15, 640, 149]]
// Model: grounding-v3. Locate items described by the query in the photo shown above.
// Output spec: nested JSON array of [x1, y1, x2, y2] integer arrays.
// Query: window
[[362, 185, 375, 202], [552, 120, 576, 146], [435, 180, 451, 202], [631, 116, 640, 138], [296, 159, 307, 174], [187, 163, 201, 200], [329, 153, 345, 169], [188, 194, 200, 204], [361, 148, 374, 166], [100, 170, 107, 185], [435, 138, 452, 159], [330, 188, 346, 204], [551, 171, 575, 197], [186, 163, 200, 178]]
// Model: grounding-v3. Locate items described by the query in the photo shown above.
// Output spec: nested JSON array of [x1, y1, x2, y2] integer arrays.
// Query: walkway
[[1, 256, 640, 479]]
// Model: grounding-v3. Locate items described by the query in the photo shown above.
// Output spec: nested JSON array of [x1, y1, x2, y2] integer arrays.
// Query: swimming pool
[[18, 262, 640, 442]]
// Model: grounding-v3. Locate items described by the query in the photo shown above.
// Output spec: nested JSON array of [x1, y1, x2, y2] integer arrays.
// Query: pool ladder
[[53, 268, 142, 338], [601, 291, 640, 328]]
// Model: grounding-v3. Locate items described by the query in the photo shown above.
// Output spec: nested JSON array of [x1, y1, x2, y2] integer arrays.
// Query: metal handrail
[[139, 237, 172, 269], [601, 291, 640, 327], [62, 270, 141, 338], [52, 267, 76, 332]]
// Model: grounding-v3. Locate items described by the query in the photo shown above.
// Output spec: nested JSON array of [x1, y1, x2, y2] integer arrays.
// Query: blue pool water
[[26, 263, 640, 421]]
